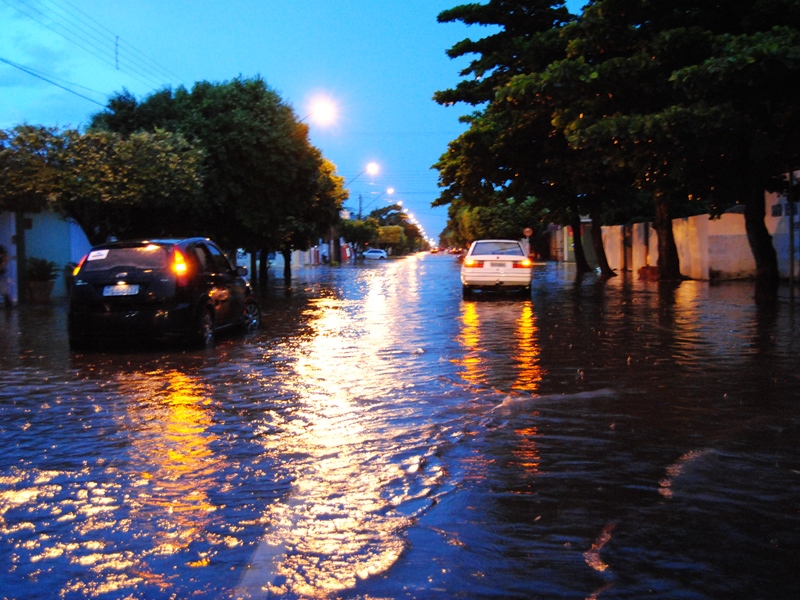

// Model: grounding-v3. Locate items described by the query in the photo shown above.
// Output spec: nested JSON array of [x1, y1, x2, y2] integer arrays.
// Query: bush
[[27, 257, 60, 281]]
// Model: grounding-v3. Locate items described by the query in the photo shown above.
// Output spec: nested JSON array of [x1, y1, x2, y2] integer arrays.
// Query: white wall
[[601, 206, 796, 281], [0, 211, 92, 299]]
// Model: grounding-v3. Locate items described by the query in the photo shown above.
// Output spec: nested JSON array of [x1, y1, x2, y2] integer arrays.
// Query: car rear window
[[82, 245, 170, 272], [471, 241, 524, 256]]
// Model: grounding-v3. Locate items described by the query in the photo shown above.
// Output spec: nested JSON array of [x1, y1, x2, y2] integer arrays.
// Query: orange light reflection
[[454, 300, 543, 393]]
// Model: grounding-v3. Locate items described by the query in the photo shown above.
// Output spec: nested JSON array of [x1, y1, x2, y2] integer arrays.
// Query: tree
[[365, 203, 427, 254], [437, 0, 800, 297], [56, 129, 204, 244], [90, 76, 344, 282], [0, 125, 203, 295], [0, 125, 67, 295], [273, 157, 347, 283], [434, 2, 604, 272], [527, 0, 800, 297], [435, 0, 575, 106], [670, 24, 800, 302], [339, 218, 379, 257], [0, 125, 64, 214], [376, 225, 404, 248]]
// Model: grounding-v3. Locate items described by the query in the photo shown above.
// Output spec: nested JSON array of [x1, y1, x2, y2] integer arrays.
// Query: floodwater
[[1, 254, 799, 600]]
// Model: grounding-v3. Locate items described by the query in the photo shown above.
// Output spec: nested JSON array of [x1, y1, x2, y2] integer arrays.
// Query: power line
[[2, 0, 185, 91], [0, 56, 105, 107], [54, 0, 185, 84]]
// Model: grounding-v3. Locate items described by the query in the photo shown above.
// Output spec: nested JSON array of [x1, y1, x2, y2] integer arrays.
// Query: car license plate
[[491, 262, 506, 267], [103, 284, 139, 297]]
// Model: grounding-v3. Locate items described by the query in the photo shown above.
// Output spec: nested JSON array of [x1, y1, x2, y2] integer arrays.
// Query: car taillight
[[73, 255, 87, 276], [173, 249, 189, 285], [514, 258, 533, 268], [463, 258, 484, 268]]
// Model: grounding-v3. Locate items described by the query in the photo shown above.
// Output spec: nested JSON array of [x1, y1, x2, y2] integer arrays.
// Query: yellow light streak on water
[[236, 267, 428, 598]]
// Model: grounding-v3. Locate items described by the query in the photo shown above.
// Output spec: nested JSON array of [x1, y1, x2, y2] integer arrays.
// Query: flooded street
[[1, 254, 799, 599]]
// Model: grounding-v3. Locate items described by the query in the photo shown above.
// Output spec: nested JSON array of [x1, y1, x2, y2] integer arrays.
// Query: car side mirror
[[236, 266, 248, 277]]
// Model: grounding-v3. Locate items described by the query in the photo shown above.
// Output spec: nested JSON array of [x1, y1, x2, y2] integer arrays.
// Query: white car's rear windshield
[[471, 241, 523, 256]]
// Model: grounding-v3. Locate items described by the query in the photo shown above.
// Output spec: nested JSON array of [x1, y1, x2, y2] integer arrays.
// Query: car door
[[201, 242, 245, 327]]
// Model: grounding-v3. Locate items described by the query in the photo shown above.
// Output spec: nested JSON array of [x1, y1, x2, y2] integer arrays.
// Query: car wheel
[[243, 300, 261, 333], [194, 307, 215, 348], [462, 285, 473, 299]]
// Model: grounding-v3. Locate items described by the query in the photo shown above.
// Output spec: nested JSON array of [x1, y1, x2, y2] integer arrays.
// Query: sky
[[1, 1, 584, 242]]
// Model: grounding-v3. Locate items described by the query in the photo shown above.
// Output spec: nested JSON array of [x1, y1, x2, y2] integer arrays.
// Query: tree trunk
[[743, 181, 779, 305], [653, 194, 682, 280], [249, 252, 258, 285], [14, 212, 27, 303], [259, 248, 270, 284], [282, 246, 292, 285], [590, 206, 616, 278], [331, 227, 341, 265], [570, 206, 592, 273]]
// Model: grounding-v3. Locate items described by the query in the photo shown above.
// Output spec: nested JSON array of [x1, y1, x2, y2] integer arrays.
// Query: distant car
[[460, 239, 533, 298], [68, 238, 260, 348], [362, 248, 388, 260]]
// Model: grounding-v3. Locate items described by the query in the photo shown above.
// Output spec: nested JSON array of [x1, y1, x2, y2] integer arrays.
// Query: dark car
[[68, 238, 260, 348]]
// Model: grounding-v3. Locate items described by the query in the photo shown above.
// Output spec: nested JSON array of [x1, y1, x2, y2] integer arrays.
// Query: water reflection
[[0, 357, 226, 597], [238, 266, 440, 597], [121, 370, 219, 557], [454, 299, 543, 393], [2, 259, 799, 599]]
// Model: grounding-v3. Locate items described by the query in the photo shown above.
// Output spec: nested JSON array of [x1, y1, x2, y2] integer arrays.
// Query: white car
[[460, 239, 533, 298], [362, 248, 388, 260]]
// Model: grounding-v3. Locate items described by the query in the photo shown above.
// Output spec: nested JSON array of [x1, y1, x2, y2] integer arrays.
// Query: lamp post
[[345, 161, 379, 188], [358, 187, 394, 220]]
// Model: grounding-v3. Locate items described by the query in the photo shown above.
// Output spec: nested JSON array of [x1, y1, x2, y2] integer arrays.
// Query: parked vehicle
[[460, 239, 533, 298], [68, 238, 260, 348], [362, 248, 388, 260]]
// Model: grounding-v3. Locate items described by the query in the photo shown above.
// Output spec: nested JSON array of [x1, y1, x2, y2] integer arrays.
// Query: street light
[[301, 95, 337, 125], [345, 161, 379, 187]]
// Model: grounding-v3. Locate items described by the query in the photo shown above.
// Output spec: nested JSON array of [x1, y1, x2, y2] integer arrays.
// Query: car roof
[[471, 239, 520, 244], [90, 237, 212, 250], [468, 240, 525, 255]]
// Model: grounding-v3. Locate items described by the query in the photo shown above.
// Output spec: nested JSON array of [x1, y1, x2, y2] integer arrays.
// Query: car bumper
[[461, 270, 532, 288]]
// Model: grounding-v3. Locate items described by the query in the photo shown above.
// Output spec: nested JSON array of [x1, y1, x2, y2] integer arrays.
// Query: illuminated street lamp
[[345, 161, 379, 187], [301, 95, 337, 125]]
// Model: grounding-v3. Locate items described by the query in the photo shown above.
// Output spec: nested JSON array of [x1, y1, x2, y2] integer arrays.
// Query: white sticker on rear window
[[87, 249, 109, 261]]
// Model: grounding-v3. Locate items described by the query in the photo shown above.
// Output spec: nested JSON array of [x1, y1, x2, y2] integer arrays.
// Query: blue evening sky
[[1, 0, 583, 240]]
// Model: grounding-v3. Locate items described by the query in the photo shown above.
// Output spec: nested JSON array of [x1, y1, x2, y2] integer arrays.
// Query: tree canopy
[[90, 76, 347, 254], [1, 125, 204, 245], [435, 0, 800, 297], [0, 125, 66, 214]]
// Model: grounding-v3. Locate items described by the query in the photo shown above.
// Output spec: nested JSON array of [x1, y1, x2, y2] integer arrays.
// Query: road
[[1, 254, 799, 599]]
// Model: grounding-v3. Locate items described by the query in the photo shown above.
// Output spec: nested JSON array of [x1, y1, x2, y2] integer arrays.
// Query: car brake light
[[514, 258, 533, 268], [173, 249, 189, 284], [463, 258, 484, 268], [73, 255, 87, 276]]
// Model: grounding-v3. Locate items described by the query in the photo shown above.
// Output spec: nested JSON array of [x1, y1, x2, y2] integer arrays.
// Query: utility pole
[[358, 194, 363, 220]]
